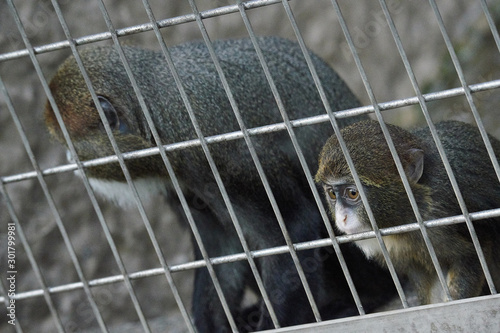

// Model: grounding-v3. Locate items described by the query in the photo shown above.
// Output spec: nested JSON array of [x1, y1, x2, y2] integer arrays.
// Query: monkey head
[[44, 47, 168, 181], [315, 120, 431, 238], [44, 47, 170, 206]]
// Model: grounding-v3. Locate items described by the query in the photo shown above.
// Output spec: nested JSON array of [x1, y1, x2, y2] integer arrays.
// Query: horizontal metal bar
[[3, 207, 499, 303], [0, 0, 284, 63], [2, 78, 500, 185]]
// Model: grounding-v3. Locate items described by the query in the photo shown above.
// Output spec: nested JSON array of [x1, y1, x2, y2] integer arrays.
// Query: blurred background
[[0, 0, 499, 332]]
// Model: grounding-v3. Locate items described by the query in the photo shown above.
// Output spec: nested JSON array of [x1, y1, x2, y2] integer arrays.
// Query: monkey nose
[[342, 215, 347, 224]]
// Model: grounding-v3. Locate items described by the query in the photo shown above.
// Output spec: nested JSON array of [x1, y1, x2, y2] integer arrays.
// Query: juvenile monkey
[[316, 119, 500, 305], [44, 37, 393, 331]]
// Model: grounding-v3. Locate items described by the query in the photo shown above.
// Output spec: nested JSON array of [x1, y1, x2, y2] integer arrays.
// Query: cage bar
[[1, 1, 499, 332]]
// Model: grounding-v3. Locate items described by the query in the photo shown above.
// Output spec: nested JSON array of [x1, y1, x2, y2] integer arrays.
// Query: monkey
[[44, 36, 396, 331], [316, 119, 500, 306]]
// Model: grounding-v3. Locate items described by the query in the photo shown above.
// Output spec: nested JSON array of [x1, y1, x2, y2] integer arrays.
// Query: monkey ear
[[405, 148, 424, 183]]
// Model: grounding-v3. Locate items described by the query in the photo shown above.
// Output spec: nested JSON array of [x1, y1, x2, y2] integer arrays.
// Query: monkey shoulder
[[410, 121, 498, 170], [412, 121, 500, 216]]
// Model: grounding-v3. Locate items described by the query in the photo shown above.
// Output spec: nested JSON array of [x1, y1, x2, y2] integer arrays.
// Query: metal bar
[[56, 2, 157, 331], [84, 1, 198, 331], [447, 2, 500, 181], [429, 0, 497, 295], [480, 0, 500, 55], [188, 0, 282, 327], [453, 5, 500, 183], [3, 78, 498, 185], [53, 0, 170, 331], [280, 0, 365, 316], [378, 0, 452, 302], [237, 0, 323, 322], [0, 0, 286, 63], [1, 181, 48, 333], [123, 1, 257, 330], [3, 207, 499, 305], [41, 0, 154, 330], [330, 0, 409, 308], [151, 41, 243, 331], [5, 1, 109, 331]]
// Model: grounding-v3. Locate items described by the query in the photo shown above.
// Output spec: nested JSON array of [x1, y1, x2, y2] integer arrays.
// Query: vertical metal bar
[[1, 181, 50, 333], [476, 1, 500, 181], [236, 0, 331, 321], [480, 0, 500, 55], [187, 0, 282, 327], [330, 0, 410, 308], [12, 0, 152, 329], [144, 0, 257, 331], [120, 18, 240, 333], [5, 1, 111, 331], [49, 1, 195, 331], [428, 0, 497, 295], [92, 0, 240, 331], [50, 0, 171, 330], [376, 0, 452, 301], [434, 2, 500, 184], [280, 0, 366, 315]]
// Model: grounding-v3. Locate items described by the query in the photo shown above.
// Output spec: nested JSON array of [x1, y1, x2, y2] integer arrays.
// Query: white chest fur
[[355, 236, 401, 260], [355, 238, 381, 259], [88, 177, 168, 207], [67, 150, 168, 207]]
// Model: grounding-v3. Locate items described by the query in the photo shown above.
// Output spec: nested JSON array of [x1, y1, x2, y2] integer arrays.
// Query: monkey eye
[[327, 189, 337, 200], [345, 186, 359, 201], [97, 96, 129, 134], [98, 96, 118, 129]]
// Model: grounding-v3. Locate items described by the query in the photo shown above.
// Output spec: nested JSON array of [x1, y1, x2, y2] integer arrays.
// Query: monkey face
[[43, 49, 171, 184], [315, 120, 428, 232], [321, 181, 371, 235], [45, 85, 170, 206], [45, 91, 160, 180]]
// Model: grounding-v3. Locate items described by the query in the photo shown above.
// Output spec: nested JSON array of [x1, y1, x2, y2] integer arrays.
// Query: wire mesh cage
[[1, 0, 500, 332]]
